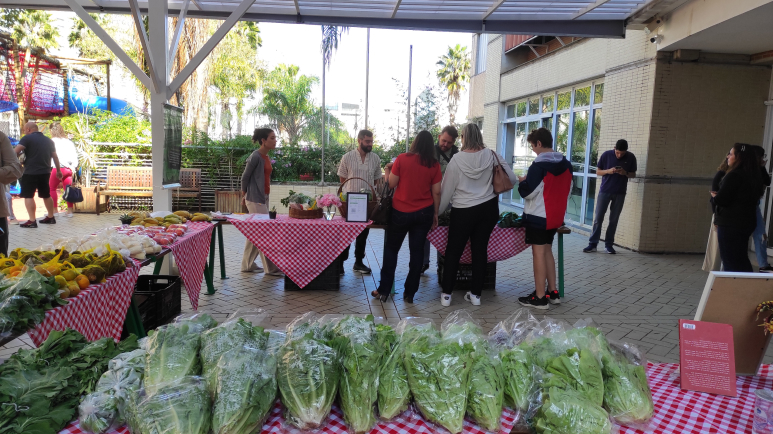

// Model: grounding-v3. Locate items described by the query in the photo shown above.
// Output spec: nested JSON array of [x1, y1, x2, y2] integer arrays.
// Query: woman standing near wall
[[712, 143, 765, 272], [702, 157, 728, 271], [49, 123, 79, 218], [240, 128, 282, 276]]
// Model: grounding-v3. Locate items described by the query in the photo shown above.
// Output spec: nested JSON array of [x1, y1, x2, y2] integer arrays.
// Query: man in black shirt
[[15, 122, 62, 228]]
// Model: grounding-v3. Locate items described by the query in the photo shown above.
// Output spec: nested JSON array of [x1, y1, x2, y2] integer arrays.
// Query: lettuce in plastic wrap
[[200, 318, 269, 395], [500, 343, 535, 411], [78, 392, 119, 434], [144, 319, 213, 396], [466, 351, 504, 432], [535, 386, 611, 434], [376, 324, 410, 420], [130, 376, 212, 434], [601, 346, 653, 425], [544, 348, 604, 406]]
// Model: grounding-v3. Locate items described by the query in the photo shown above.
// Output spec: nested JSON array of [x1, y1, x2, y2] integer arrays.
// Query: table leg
[[558, 232, 564, 299], [205, 228, 217, 295], [152, 256, 164, 275], [217, 223, 227, 280], [124, 299, 146, 338], [382, 228, 395, 295]]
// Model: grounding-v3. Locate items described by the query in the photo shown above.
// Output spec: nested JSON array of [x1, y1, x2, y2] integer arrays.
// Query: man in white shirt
[[337, 130, 382, 274]]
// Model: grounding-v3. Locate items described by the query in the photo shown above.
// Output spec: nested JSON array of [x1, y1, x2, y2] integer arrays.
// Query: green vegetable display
[[200, 318, 270, 396], [534, 386, 612, 434], [130, 376, 212, 434], [0, 269, 67, 340], [500, 344, 535, 411], [403, 323, 473, 434], [277, 333, 342, 430], [497, 211, 523, 228], [544, 348, 604, 406], [376, 324, 410, 420], [78, 392, 119, 433], [466, 352, 505, 432], [212, 346, 277, 434], [601, 348, 654, 425], [144, 315, 216, 396], [332, 315, 383, 434]]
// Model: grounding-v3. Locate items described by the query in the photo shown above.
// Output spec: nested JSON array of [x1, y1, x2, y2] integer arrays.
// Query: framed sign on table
[[346, 193, 369, 222]]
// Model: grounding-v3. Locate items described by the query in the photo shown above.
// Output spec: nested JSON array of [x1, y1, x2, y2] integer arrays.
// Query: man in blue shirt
[[583, 139, 637, 254]]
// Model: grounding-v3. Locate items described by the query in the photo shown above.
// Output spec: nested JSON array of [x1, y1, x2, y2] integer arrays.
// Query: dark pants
[[589, 192, 626, 247], [377, 205, 435, 297], [342, 228, 370, 262], [442, 197, 499, 297], [717, 225, 754, 272], [0, 218, 7, 257]]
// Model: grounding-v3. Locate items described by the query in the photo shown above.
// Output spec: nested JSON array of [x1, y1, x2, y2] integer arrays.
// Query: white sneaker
[[64, 212, 74, 218], [440, 294, 452, 306], [464, 292, 481, 306]]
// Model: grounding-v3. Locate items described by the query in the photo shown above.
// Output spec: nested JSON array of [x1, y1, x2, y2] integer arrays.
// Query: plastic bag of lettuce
[[376, 322, 410, 421], [127, 376, 212, 434], [400, 316, 474, 434]]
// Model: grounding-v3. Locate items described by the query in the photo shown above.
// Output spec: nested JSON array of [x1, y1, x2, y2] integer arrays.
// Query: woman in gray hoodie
[[438, 123, 517, 306]]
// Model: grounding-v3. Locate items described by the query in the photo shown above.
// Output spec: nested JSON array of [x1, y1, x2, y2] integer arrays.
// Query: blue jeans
[[589, 192, 626, 247], [377, 205, 435, 297], [753, 200, 769, 268]]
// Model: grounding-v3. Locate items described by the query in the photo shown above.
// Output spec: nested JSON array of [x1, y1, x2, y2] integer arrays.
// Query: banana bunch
[[174, 210, 192, 219], [190, 212, 212, 222]]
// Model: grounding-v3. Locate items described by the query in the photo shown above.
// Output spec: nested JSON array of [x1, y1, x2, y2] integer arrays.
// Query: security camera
[[650, 35, 662, 44]]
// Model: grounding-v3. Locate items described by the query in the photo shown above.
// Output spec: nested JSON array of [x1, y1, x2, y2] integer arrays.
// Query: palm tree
[[257, 64, 319, 146], [320, 25, 347, 183], [436, 44, 471, 125]]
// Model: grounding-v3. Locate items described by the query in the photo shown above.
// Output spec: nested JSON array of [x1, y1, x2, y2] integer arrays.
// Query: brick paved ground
[[1, 203, 769, 366]]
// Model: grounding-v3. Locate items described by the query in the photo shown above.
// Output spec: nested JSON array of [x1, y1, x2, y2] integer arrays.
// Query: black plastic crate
[[132, 275, 182, 331], [285, 258, 341, 291], [437, 254, 496, 290]]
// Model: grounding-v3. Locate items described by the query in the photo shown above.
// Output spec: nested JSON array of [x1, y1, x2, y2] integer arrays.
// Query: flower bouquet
[[316, 193, 343, 221]]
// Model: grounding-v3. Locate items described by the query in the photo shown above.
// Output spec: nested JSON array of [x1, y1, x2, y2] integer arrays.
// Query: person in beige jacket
[[0, 131, 24, 255]]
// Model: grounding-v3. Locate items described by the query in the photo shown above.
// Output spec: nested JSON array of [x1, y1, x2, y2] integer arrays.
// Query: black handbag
[[63, 185, 84, 203], [370, 183, 394, 225]]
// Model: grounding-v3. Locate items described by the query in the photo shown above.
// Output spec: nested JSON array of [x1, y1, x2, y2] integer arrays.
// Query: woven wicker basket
[[288, 207, 323, 219], [338, 177, 378, 220]]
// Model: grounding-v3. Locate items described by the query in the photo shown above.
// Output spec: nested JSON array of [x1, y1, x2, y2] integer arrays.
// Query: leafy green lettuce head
[[501, 342, 536, 411], [376, 324, 410, 420], [201, 318, 270, 396], [466, 351, 505, 432], [601, 350, 653, 425], [535, 387, 612, 434], [133, 376, 212, 434], [144, 321, 205, 396], [545, 348, 604, 406]]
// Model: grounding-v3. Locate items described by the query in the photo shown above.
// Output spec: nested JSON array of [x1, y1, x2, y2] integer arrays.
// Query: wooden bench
[[174, 168, 202, 212], [95, 166, 153, 215]]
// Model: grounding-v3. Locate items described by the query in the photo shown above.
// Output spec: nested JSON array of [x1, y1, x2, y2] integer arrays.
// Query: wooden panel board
[[695, 273, 773, 375]]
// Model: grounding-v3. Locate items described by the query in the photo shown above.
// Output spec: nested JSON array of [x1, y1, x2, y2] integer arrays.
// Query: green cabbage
[[212, 346, 277, 434], [466, 352, 504, 432], [277, 334, 342, 430], [331, 316, 383, 433], [200, 318, 269, 396], [376, 324, 410, 420], [403, 326, 473, 434], [535, 387, 611, 434]]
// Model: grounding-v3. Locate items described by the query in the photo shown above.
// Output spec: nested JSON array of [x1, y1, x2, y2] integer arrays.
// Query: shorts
[[525, 227, 557, 246], [19, 173, 51, 199]]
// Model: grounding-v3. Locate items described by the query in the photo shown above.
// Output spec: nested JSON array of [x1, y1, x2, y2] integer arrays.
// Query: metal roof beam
[[169, 0, 191, 69], [62, 0, 151, 90], [168, 0, 257, 97], [391, 0, 403, 18], [293, 0, 300, 15], [128, 0, 162, 93], [483, 0, 507, 20], [572, 0, 612, 19]]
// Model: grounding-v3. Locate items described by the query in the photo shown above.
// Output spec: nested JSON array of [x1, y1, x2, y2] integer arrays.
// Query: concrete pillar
[[148, 0, 173, 212]]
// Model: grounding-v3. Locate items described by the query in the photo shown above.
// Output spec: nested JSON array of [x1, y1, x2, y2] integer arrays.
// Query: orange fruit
[[75, 275, 90, 290], [67, 281, 81, 297], [10, 271, 20, 277]]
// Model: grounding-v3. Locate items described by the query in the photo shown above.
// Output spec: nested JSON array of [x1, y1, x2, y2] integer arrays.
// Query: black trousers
[[0, 218, 7, 257], [441, 197, 499, 296], [341, 228, 370, 262], [717, 225, 754, 272]]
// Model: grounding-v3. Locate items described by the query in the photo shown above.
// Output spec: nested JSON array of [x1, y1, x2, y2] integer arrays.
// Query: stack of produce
[[0, 328, 138, 434], [49, 227, 162, 261], [0, 264, 68, 340]]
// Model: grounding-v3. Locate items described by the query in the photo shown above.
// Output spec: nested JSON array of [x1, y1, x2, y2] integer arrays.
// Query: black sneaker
[[605, 246, 616, 254], [420, 264, 429, 274], [353, 262, 372, 274], [39, 216, 56, 224], [582, 245, 597, 253], [518, 291, 549, 310], [761, 265, 773, 273], [546, 289, 562, 305]]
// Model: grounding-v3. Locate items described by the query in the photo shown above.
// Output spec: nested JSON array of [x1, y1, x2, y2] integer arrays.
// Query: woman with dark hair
[[712, 143, 766, 272], [372, 130, 441, 302], [240, 128, 282, 276], [702, 156, 729, 272]]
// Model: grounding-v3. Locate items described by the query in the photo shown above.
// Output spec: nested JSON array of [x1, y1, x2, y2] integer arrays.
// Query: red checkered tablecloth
[[27, 262, 140, 346], [427, 226, 529, 264], [58, 363, 773, 434], [229, 214, 370, 288], [167, 222, 215, 310], [59, 402, 517, 434]]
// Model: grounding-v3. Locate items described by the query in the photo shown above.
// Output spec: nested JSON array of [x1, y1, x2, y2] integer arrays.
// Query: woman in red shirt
[[372, 130, 441, 303]]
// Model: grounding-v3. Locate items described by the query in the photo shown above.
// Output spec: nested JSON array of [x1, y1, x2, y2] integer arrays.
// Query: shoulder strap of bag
[[436, 146, 452, 164]]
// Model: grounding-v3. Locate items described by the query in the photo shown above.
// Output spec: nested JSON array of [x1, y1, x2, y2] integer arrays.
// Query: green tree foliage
[[321, 26, 348, 70], [0, 9, 59, 51], [413, 85, 442, 138], [436, 44, 470, 125], [303, 108, 353, 147], [257, 64, 319, 146], [68, 14, 114, 59]]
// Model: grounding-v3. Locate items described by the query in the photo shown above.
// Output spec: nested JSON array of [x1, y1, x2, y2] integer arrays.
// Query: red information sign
[[679, 319, 737, 397]]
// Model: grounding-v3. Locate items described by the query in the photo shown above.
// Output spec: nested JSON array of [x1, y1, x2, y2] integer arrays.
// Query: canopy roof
[[2, 0, 671, 37]]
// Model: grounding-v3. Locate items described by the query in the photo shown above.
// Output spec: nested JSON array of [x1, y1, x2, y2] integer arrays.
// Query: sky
[[48, 14, 472, 144]]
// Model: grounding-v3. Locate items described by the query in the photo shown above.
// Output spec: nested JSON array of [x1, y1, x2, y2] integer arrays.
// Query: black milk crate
[[437, 254, 497, 290], [284, 258, 341, 291], [132, 275, 182, 331]]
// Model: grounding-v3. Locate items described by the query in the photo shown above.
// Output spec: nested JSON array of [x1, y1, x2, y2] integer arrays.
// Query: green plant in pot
[[119, 213, 134, 225], [269, 206, 277, 219]]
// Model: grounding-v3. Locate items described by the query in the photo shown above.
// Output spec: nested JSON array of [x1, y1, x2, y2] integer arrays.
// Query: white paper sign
[[346, 193, 369, 222]]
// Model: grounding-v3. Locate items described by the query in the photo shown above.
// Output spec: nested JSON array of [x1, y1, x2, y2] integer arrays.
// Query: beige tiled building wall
[[467, 28, 773, 253], [468, 74, 486, 120]]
